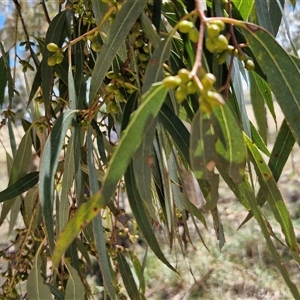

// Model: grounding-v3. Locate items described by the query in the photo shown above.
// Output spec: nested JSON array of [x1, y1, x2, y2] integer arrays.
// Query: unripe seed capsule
[[201, 73, 216, 90], [138, 53, 149, 62], [214, 35, 228, 53], [205, 90, 225, 106], [245, 59, 255, 71], [207, 24, 221, 38], [210, 20, 225, 31], [178, 68, 190, 84], [47, 43, 60, 52], [162, 76, 182, 89], [188, 28, 199, 43], [187, 81, 198, 94], [205, 38, 216, 53], [175, 86, 187, 103], [178, 20, 194, 33]]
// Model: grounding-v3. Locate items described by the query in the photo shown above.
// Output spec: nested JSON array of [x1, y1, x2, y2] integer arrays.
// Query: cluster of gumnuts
[[104, 71, 137, 114], [205, 20, 254, 71], [162, 67, 223, 111]]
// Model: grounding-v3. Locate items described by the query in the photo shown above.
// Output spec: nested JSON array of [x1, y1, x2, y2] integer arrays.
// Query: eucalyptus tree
[[1, 0, 300, 299]]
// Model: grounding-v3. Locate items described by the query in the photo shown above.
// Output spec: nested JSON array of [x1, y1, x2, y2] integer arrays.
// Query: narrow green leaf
[[249, 72, 268, 143], [0, 172, 39, 203], [65, 261, 85, 300], [250, 122, 270, 157], [232, 0, 254, 20], [255, 0, 274, 35], [125, 162, 177, 272], [230, 57, 251, 136], [0, 55, 7, 106], [117, 252, 142, 300], [89, 0, 147, 102], [24, 187, 40, 232], [190, 111, 219, 210], [0, 129, 33, 224], [133, 118, 157, 218], [143, 36, 171, 93], [252, 71, 276, 126], [158, 104, 190, 165], [91, 0, 111, 35], [87, 127, 117, 299], [139, 12, 160, 48], [59, 137, 74, 232], [39, 110, 77, 252], [244, 133, 298, 251], [269, 0, 284, 36], [129, 252, 146, 294], [41, 11, 67, 114], [27, 243, 53, 300], [241, 119, 295, 225], [238, 22, 300, 145], [53, 84, 168, 269], [212, 104, 247, 184]]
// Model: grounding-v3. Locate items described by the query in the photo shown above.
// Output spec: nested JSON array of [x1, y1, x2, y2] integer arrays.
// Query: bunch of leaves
[[1, 0, 300, 298]]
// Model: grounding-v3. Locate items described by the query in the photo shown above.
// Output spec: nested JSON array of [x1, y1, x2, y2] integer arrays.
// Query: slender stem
[[12, 0, 40, 68]]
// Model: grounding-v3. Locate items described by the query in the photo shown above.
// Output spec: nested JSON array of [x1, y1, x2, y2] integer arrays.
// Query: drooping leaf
[[125, 162, 177, 272], [143, 36, 171, 93], [65, 261, 85, 300], [249, 72, 268, 143], [0, 172, 39, 203], [39, 110, 77, 251], [87, 127, 117, 299], [240, 119, 295, 226], [255, 0, 274, 35], [27, 243, 53, 300], [117, 252, 142, 300], [0, 55, 7, 106], [41, 10, 67, 114], [59, 137, 74, 232], [89, 0, 147, 102], [232, 0, 254, 21], [269, 0, 284, 36], [244, 133, 298, 251], [212, 103, 247, 184], [238, 22, 300, 146]]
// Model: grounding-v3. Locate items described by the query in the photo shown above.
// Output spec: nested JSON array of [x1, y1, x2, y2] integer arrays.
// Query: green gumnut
[[178, 20, 194, 33], [106, 83, 117, 93], [205, 91, 224, 106], [187, 81, 198, 94], [47, 54, 57, 66], [188, 28, 199, 43], [217, 52, 227, 65], [135, 39, 144, 48], [92, 41, 101, 52], [201, 73, 216, 90], [175, 86, 187, 103], [138, 53, 149, 62], [245, 59, 255, 71], [214, 35, 228, 53], [205, 37, 216, 53], [207, 24, 221, 38], [162, 76, 182, 89], [55, 52, 64, 64], [178, 68, 190, 84], [47, 43, 60, 52], [210, 20, 225, 31]]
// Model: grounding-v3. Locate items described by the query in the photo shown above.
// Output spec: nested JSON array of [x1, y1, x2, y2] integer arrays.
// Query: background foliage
[[0, 0, 300, 299]]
